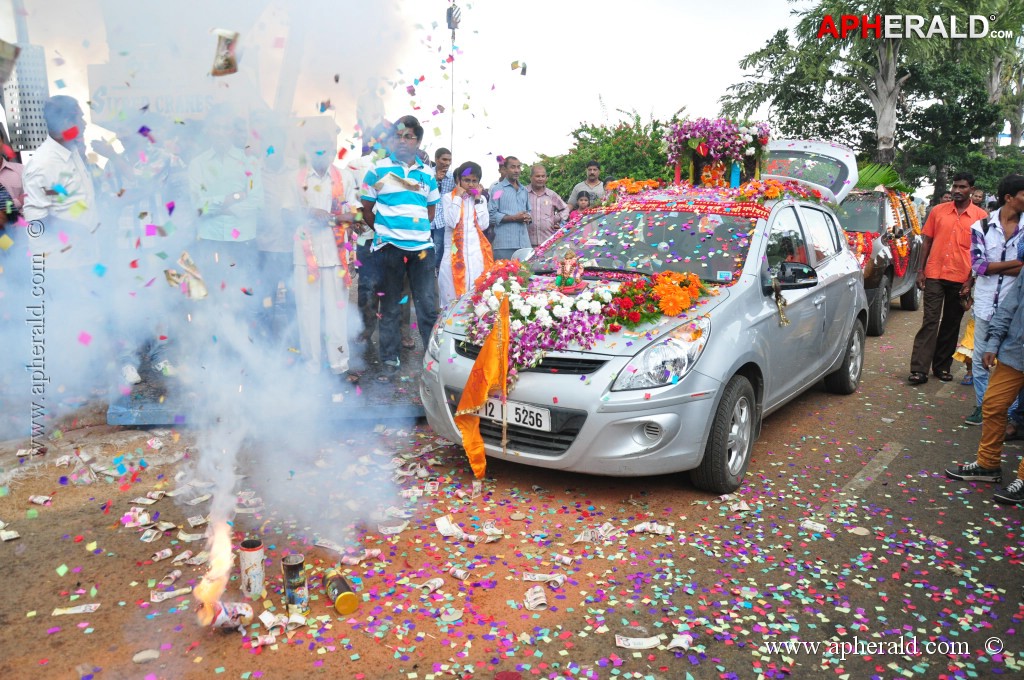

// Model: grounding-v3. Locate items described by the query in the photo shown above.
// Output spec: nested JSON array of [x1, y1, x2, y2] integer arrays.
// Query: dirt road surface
[[1, 305, 1022, 680]]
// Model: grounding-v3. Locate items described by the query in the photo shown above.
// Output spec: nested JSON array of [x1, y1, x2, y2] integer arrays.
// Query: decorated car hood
[[439, 275, 731, 358]]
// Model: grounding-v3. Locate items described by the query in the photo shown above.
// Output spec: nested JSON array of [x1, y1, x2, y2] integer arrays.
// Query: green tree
[[897, 40, 1003, 199], [724, 1, 925, 163], [969, 1, 1024, 155], [537, 111, 672, 199]]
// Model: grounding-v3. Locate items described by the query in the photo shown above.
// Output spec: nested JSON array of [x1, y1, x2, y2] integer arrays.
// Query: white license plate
[[478, 398, 551, 432]]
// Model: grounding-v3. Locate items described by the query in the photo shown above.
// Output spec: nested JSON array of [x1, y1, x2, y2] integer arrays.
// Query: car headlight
[[427, 320, 445, 360], [611, 317, 710, 391]]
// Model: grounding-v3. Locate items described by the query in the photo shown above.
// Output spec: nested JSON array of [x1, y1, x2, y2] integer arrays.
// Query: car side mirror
[[775, 262, 818, 290]]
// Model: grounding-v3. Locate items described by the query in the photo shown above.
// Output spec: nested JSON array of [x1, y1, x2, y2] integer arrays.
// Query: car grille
[[445, 388, 586, 457], [453, 340, 607, 375]]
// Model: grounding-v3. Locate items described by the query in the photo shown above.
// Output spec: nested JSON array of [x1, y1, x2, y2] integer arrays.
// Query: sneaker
[[965, 407, 983, 426], [121, 364, 142, 385], [993, 478, 1024, 504], [945, 461, 1002, 483], [153, 360, 177, 377], [991, 477, 1024, 503]]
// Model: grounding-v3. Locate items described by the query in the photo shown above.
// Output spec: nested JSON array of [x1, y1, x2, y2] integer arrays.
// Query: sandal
[[345, 371, 362, 384], [1006, 424, 1023, 442], [908, 372, 929, 385], [960, 374, 973, 386], [402, 337, 416, 349], [934, 371, 954, 382], [377, 364, 400, 383]]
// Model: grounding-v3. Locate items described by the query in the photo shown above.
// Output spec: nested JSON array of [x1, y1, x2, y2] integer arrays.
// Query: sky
[[0, 0, 803, 185]]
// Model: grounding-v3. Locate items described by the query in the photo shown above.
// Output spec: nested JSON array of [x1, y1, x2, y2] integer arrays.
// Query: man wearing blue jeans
[[967, 174, 1024, 424], [360, 115, 440, 381]]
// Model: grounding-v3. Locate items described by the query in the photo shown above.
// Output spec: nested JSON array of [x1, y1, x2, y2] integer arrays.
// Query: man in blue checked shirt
[[360, 115, 440, 382], [488, 156, 532, 260]]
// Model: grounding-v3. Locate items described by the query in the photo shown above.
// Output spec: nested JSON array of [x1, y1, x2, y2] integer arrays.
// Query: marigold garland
[[899, 193, 922, 235], [738, 178, 823, 204], [845, 231, 873, 268], [891, 235, 911, 277], [606, 177, 661, 195]]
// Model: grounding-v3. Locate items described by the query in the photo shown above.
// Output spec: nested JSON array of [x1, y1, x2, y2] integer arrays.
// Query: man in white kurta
[[293, 134, 358, 376]]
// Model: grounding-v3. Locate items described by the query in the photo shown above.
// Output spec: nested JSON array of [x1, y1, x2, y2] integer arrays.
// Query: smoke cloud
[[0, 0, 424, 621]]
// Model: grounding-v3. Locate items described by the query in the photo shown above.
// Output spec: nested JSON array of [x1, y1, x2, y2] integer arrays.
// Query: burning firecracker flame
[[195, 520, 232, 625]]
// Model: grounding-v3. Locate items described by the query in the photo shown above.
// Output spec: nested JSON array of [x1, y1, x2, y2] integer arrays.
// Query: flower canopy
[[666, 117, 771, 168]]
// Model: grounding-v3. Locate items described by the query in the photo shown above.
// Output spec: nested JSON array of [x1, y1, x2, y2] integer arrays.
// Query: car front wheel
[[691, 375, 755, 494], [825, 319, 865, 394]]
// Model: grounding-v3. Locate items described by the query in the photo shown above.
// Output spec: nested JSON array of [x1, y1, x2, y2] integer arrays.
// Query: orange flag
[[454, 293, 510, 479]]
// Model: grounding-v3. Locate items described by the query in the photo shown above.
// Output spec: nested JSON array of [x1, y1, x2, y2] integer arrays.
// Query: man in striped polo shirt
[[360, 115, 440, 381]]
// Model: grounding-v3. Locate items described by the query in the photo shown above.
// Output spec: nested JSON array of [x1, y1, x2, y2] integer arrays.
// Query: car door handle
[[812, 295, 826, 306]]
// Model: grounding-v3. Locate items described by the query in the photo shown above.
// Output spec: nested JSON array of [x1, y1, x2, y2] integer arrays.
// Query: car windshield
[[839, 195, 884, 234], [529, 208, 756, 284]]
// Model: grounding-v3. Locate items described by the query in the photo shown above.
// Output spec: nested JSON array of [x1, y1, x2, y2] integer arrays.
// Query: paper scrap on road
[[615, 634, 660, 649], [150, 586, 192, 603], [633, 521, 673, 535], [52, 604, 101, 616]]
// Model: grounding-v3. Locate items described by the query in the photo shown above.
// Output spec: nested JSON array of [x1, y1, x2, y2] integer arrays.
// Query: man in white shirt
[[294, 129, 360, 379], [21, 95, 106, 399], [187, 109, 264, 301], [22, 96, 101, 268]]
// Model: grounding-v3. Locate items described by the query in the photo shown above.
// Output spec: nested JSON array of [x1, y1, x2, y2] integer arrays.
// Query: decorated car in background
[[764, 151, 924, 336], [421, 132, 867, 493], [837, 183, 924, 336]]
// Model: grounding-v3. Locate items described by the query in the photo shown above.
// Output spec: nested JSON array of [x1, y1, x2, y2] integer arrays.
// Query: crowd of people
[[906, 171, 1024, 505], [0, 96, 609, 407], [8, 95, 1023, 506]]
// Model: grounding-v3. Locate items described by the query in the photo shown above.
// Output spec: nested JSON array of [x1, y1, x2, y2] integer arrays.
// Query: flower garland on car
[[605, 177, 661, 196], [465, 261, 714, 388], [737, 178, 824, 204], [845, 231, 873, 268], [890, 234, 911, 277], [467, 262, 612, 389], [899, 193, 922, 235], [884, 190, 912, 276]]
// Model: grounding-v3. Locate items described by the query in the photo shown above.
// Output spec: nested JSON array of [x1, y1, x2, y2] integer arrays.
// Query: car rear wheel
[[900, 284, 922, 311], [690, 375, 755, 494], [825, 319, 865, 394], [867, 275, 889, 336]]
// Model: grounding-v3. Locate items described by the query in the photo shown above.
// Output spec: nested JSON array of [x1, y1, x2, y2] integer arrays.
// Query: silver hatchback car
[[421, 141, 866, 493]]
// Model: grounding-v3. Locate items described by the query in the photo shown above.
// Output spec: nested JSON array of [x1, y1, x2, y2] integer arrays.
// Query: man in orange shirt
[[908, 173, 990, 385]]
